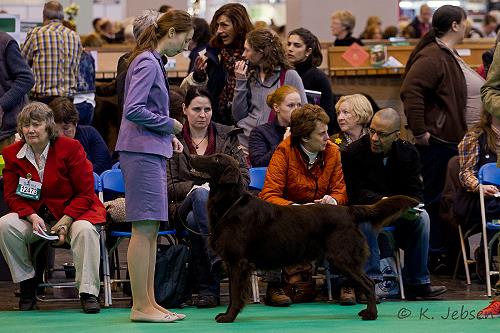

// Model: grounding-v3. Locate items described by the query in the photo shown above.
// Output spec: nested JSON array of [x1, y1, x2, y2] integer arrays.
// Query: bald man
[[409, 4, 432, 38], [342, 108, 447, 299]]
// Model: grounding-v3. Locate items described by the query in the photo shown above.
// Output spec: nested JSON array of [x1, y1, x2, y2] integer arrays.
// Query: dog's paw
[[215, 313, 235, 323], [358, 309, 377, 320]]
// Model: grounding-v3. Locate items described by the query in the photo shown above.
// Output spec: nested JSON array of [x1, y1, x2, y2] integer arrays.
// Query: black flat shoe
[[405, 283, 447, 299], [80, 293, 101, 313]]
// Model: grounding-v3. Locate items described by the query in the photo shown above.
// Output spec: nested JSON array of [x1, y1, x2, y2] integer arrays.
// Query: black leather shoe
[[19, 278, 37, 311], [80, 293, 100, 313], [195, 295, 219, 308], [405, 283, 447, 299]]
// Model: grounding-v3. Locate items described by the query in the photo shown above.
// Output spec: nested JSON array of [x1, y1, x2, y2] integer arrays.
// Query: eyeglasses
[[368, 128, 399, 139]]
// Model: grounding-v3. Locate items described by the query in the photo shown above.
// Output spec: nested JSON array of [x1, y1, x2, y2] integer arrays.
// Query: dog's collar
[[215, 196, 245, 229]]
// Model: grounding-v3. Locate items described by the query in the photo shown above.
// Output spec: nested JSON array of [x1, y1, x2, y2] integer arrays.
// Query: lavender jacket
[[115, 50, 175, 157]]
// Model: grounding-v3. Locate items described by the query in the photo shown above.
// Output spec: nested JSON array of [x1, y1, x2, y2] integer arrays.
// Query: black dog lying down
[[190, 153, 418, 323]]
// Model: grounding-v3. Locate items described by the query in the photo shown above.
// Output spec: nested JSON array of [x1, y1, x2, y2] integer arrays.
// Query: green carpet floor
[[0, 300, 498, 333]]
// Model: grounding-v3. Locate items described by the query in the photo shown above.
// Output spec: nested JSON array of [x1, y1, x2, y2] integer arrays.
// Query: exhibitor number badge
[[16, 177, 41, 200]]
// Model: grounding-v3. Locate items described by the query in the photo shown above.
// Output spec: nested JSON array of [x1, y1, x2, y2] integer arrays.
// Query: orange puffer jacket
[[259, 137, 348, 206]]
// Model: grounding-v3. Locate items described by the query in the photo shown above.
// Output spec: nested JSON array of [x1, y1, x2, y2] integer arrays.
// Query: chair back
[[249, 167, 267, 191], [478, 163, 500, 186], [112, 161, 120, 169], [100, 169, 125, 194], [93, 172, 102, 193]]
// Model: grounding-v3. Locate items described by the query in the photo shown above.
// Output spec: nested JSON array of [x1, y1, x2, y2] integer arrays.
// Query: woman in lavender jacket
[[115, 10, 193, 323]]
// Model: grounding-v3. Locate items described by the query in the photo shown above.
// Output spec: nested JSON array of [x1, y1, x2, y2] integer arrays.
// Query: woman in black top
[[287, 27, 337, 133]]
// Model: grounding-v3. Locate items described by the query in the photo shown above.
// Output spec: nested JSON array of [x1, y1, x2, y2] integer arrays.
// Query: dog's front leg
[[215, 260, 250, 323], [356, 275, 377, 320]]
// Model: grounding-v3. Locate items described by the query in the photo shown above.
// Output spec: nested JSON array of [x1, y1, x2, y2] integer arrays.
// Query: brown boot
[[339, 286, 356, 305], [265, 283, 292, 307]]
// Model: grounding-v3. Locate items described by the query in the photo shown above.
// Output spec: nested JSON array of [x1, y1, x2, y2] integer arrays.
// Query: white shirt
[[16, 142, 50, 182]]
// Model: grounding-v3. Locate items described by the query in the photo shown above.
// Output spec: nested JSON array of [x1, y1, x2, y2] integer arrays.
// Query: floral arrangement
[[64, 3, 80, 27]]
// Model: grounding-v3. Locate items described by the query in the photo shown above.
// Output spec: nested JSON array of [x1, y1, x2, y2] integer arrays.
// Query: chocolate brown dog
[[190, 153, 418, 323]]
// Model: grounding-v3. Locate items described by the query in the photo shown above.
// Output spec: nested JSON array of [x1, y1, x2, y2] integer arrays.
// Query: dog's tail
[[349, 195, 420, 229]]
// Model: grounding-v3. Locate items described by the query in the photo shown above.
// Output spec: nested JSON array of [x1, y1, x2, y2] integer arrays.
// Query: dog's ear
[[219, 165, 240, 184]]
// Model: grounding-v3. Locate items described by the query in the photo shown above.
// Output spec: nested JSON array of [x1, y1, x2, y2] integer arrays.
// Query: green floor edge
[[0, 300, 498, 333]]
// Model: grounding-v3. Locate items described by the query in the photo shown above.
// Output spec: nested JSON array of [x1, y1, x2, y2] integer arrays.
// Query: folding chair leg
[[251, 271, 260, 303], [324, 260, 333, 301], [395, 249, 405, 300], [458, 225, 471, 285], [479, 186, 492, 297], [99, 228, 112, 307]]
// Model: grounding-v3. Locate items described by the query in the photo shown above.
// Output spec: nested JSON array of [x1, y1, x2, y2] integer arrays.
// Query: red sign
[[342, 43, 369, 67]]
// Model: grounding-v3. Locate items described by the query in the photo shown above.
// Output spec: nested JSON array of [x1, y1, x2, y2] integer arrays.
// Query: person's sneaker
[[80, 293, 100, 314], [18, 277, 37, 311], [405, 283, 447, 299], [339, 286, 356, 305], [264, 284, 292, 307], [195, 295, 219, 308], [477, 301, 500, 319]]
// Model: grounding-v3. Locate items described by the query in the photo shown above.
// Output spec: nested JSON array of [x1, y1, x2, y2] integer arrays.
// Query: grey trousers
[[0, 213, 101, 296]]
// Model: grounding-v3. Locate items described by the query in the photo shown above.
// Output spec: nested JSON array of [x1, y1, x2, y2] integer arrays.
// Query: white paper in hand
[[34, 228, 59, 241]]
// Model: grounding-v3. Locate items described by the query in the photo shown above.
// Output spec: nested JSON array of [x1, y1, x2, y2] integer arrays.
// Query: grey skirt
[[119, 151, 168, 222]]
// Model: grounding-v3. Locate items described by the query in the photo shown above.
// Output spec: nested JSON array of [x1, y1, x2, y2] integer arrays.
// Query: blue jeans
[[178, 188, 220, 297], [359, 209, 431, 285]]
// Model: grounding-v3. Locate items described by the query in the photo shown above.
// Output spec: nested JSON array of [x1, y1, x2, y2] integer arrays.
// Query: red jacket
[[259, 137, 348, 206], [2, 137, 106, 224]]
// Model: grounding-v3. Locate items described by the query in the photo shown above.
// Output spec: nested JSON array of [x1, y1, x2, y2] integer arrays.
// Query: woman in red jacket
[[0, 102, 106, 313]]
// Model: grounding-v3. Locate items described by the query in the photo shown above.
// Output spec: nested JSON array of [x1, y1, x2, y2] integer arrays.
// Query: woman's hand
[[234, 60, 248, 80], [283, 127, 291, 140], [172, 119, 183, 135], [172, 137, 183, 153], [27, 213, 46, 233], [193, 56, 208, 82], [483, 185, 499, 197], [314, 195, 337, 205], [50, 215, 73, 246]]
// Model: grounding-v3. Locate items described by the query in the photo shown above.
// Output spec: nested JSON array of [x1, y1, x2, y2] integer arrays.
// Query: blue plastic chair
[[93, 172, 101, 193], [478, 163, 500, 297], [99, 168, 177, 306], [249, 167, 267, 190], [111, 161, 120, 169]]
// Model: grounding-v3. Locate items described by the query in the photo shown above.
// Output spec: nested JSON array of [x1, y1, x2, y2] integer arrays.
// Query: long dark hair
[[288, 27, 323, 68], [127, 10, 192, 68], [405, 5, 466, 74], [246, 28, 292, 75], [209, 3, 253, 50]]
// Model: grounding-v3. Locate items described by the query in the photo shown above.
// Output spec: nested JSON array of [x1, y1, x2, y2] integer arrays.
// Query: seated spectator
[[97, 18, 124, 44], [232, 28, 307, 153], [342, 108, 447, 300], [49, 97, 111, 175], [331, 10, 363, 46], [454, 110, 500, 282], [287, 27, 337, 133], [0, 102, 106, 313], [167, 86, 249, 308], [363, 24, 384, 40], [248, 85, 301, 167], [259, 104, 347, 306], [465, 18, 483, 39], [383, 26, 398, 39], [330, 94, 373, 152], [360, 16, 382, 39], [482, 14, 498, 38], [409, 4, 432, 38]]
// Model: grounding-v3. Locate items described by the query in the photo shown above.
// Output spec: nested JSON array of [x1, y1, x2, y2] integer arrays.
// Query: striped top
[[21, 20, 82, 97]]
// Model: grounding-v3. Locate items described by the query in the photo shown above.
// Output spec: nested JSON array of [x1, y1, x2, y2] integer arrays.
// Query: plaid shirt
[[458, 126, 500, 192], [22, 20, 82, 97]]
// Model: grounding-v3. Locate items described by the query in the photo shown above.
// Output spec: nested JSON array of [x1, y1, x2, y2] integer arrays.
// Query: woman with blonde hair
[[115, 9, 193, 323], [331, 10, 363, 46], [248, 85, 302, 167], [330, 94, 374, 151], [233, 29, 307, 153]]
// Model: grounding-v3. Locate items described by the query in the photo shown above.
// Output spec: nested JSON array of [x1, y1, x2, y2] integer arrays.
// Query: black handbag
[[154, 243, 191, 308]]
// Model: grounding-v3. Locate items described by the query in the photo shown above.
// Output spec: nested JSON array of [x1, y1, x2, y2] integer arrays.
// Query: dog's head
[[190, 153, 241, 185]]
